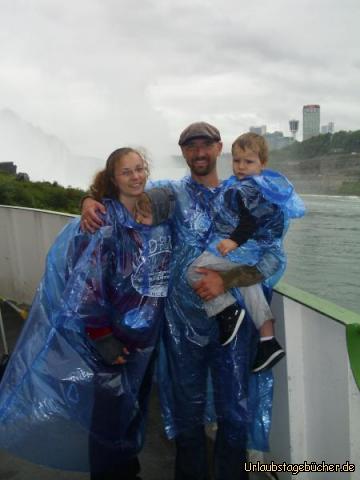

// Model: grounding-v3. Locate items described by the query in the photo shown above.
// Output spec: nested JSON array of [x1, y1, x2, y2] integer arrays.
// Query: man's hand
[[193, 267, 225, 301], [81, 198, 106, 232], [217, 238, 238, 256]]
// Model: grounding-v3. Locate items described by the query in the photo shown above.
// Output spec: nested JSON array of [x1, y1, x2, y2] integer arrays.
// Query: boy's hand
[[81, 198, 106, 232], [217, 239, 238, 256]]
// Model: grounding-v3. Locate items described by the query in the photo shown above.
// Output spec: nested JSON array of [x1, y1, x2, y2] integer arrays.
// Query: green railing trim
[[346, 324, 360, 391], [275, 282, 360, 326], [276, 282, 360, 392]]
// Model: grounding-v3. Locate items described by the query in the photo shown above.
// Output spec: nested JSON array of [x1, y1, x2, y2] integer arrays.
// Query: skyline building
[[264, 131, 293, 150], [303, 104, 320, 141], [248, 124, 293, 150], [249, 125, 267, 135], [321, 122, 335, 134], [248, 105, 337, 144]]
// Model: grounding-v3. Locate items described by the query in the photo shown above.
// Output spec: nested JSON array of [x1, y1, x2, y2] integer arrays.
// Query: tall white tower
[[303, 105, 320, 141]]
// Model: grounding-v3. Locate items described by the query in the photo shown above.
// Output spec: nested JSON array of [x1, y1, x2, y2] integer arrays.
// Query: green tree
[[0, 171, 85, 214]]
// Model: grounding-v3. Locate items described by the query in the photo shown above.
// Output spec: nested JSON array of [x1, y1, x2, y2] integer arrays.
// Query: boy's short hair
[[231, 132, 269, 165]]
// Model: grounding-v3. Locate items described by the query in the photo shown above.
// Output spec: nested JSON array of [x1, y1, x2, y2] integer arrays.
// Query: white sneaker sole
[[222, 308, 245, 346], [252, 349, 285, 373]]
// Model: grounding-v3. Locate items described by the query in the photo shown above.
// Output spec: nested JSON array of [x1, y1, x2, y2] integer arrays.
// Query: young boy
[[186, 132, 305, 372]]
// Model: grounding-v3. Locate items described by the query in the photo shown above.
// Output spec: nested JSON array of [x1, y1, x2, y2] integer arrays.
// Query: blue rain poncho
[[207, 169, 306, 286], [156, 171, 305, 452], [0, 198, 171, 471]]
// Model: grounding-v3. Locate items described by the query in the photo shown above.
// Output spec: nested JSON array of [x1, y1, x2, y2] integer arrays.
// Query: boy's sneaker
[[215, 304, 245, 346], [252, 338, 285, 373]]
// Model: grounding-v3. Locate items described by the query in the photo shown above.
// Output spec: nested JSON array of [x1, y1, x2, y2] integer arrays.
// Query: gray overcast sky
[[1, 0, 359, 164]]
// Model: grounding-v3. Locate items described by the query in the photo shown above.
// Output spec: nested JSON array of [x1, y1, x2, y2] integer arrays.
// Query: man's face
[[181, 138, 222, 176]]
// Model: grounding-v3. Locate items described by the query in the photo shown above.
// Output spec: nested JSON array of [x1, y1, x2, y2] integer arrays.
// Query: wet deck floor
[[0, 302, 175, 480]]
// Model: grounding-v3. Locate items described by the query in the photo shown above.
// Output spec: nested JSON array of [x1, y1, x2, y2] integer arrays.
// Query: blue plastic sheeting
[[0, 199, 171, 471], [153, 174, 301, 451], [206, 170, 306, 286]]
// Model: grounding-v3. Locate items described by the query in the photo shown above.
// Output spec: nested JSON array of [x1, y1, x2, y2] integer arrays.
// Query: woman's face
[[113, 152, 147, 200]]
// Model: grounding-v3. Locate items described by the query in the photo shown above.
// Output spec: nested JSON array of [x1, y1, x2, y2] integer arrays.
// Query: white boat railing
[[0, 205, 74, 304], [269, 285, 360, 479], [1, 205, 359, 479]]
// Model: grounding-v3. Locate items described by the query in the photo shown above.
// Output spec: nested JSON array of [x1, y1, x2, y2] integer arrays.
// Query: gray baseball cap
[[178, 121, 221, 146]]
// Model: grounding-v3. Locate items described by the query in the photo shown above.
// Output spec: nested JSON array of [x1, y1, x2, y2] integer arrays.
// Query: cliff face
[[269, 152, 360, 195], [217, 152, 360, 195]]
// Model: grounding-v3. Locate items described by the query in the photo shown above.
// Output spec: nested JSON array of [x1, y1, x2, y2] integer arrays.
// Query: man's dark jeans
[[175, 424, 248, 480]]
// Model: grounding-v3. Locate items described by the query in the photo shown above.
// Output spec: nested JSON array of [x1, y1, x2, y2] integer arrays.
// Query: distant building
[[289, 119, 299, 140], [321, 122, 335, 134], [264, 131, 293, 151], [248, 125, 293, 150], [0, 162, 17, 174], [303, 104, 320, 141], [249, 125, 267, 135]]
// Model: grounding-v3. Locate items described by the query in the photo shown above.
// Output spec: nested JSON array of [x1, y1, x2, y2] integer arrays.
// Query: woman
[[0, 148, 171, 480]]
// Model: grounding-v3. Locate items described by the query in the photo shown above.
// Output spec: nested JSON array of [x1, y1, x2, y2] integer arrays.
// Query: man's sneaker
[[215, 304, 245, 346], [252, 338, 285, 373]]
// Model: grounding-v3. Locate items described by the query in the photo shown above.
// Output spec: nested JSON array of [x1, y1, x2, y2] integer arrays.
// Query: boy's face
[[232, 145, 264, 179]]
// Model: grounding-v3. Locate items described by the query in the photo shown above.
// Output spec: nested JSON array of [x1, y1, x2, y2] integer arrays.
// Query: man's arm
[[193, 248, 281, 300], [193, 264, 264, 301], [81, 197, 106, 232], [81, 180, 176, 232]]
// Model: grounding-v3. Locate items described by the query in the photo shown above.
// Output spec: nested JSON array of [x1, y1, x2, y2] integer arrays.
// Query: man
[[82, 122, 280, 480]]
